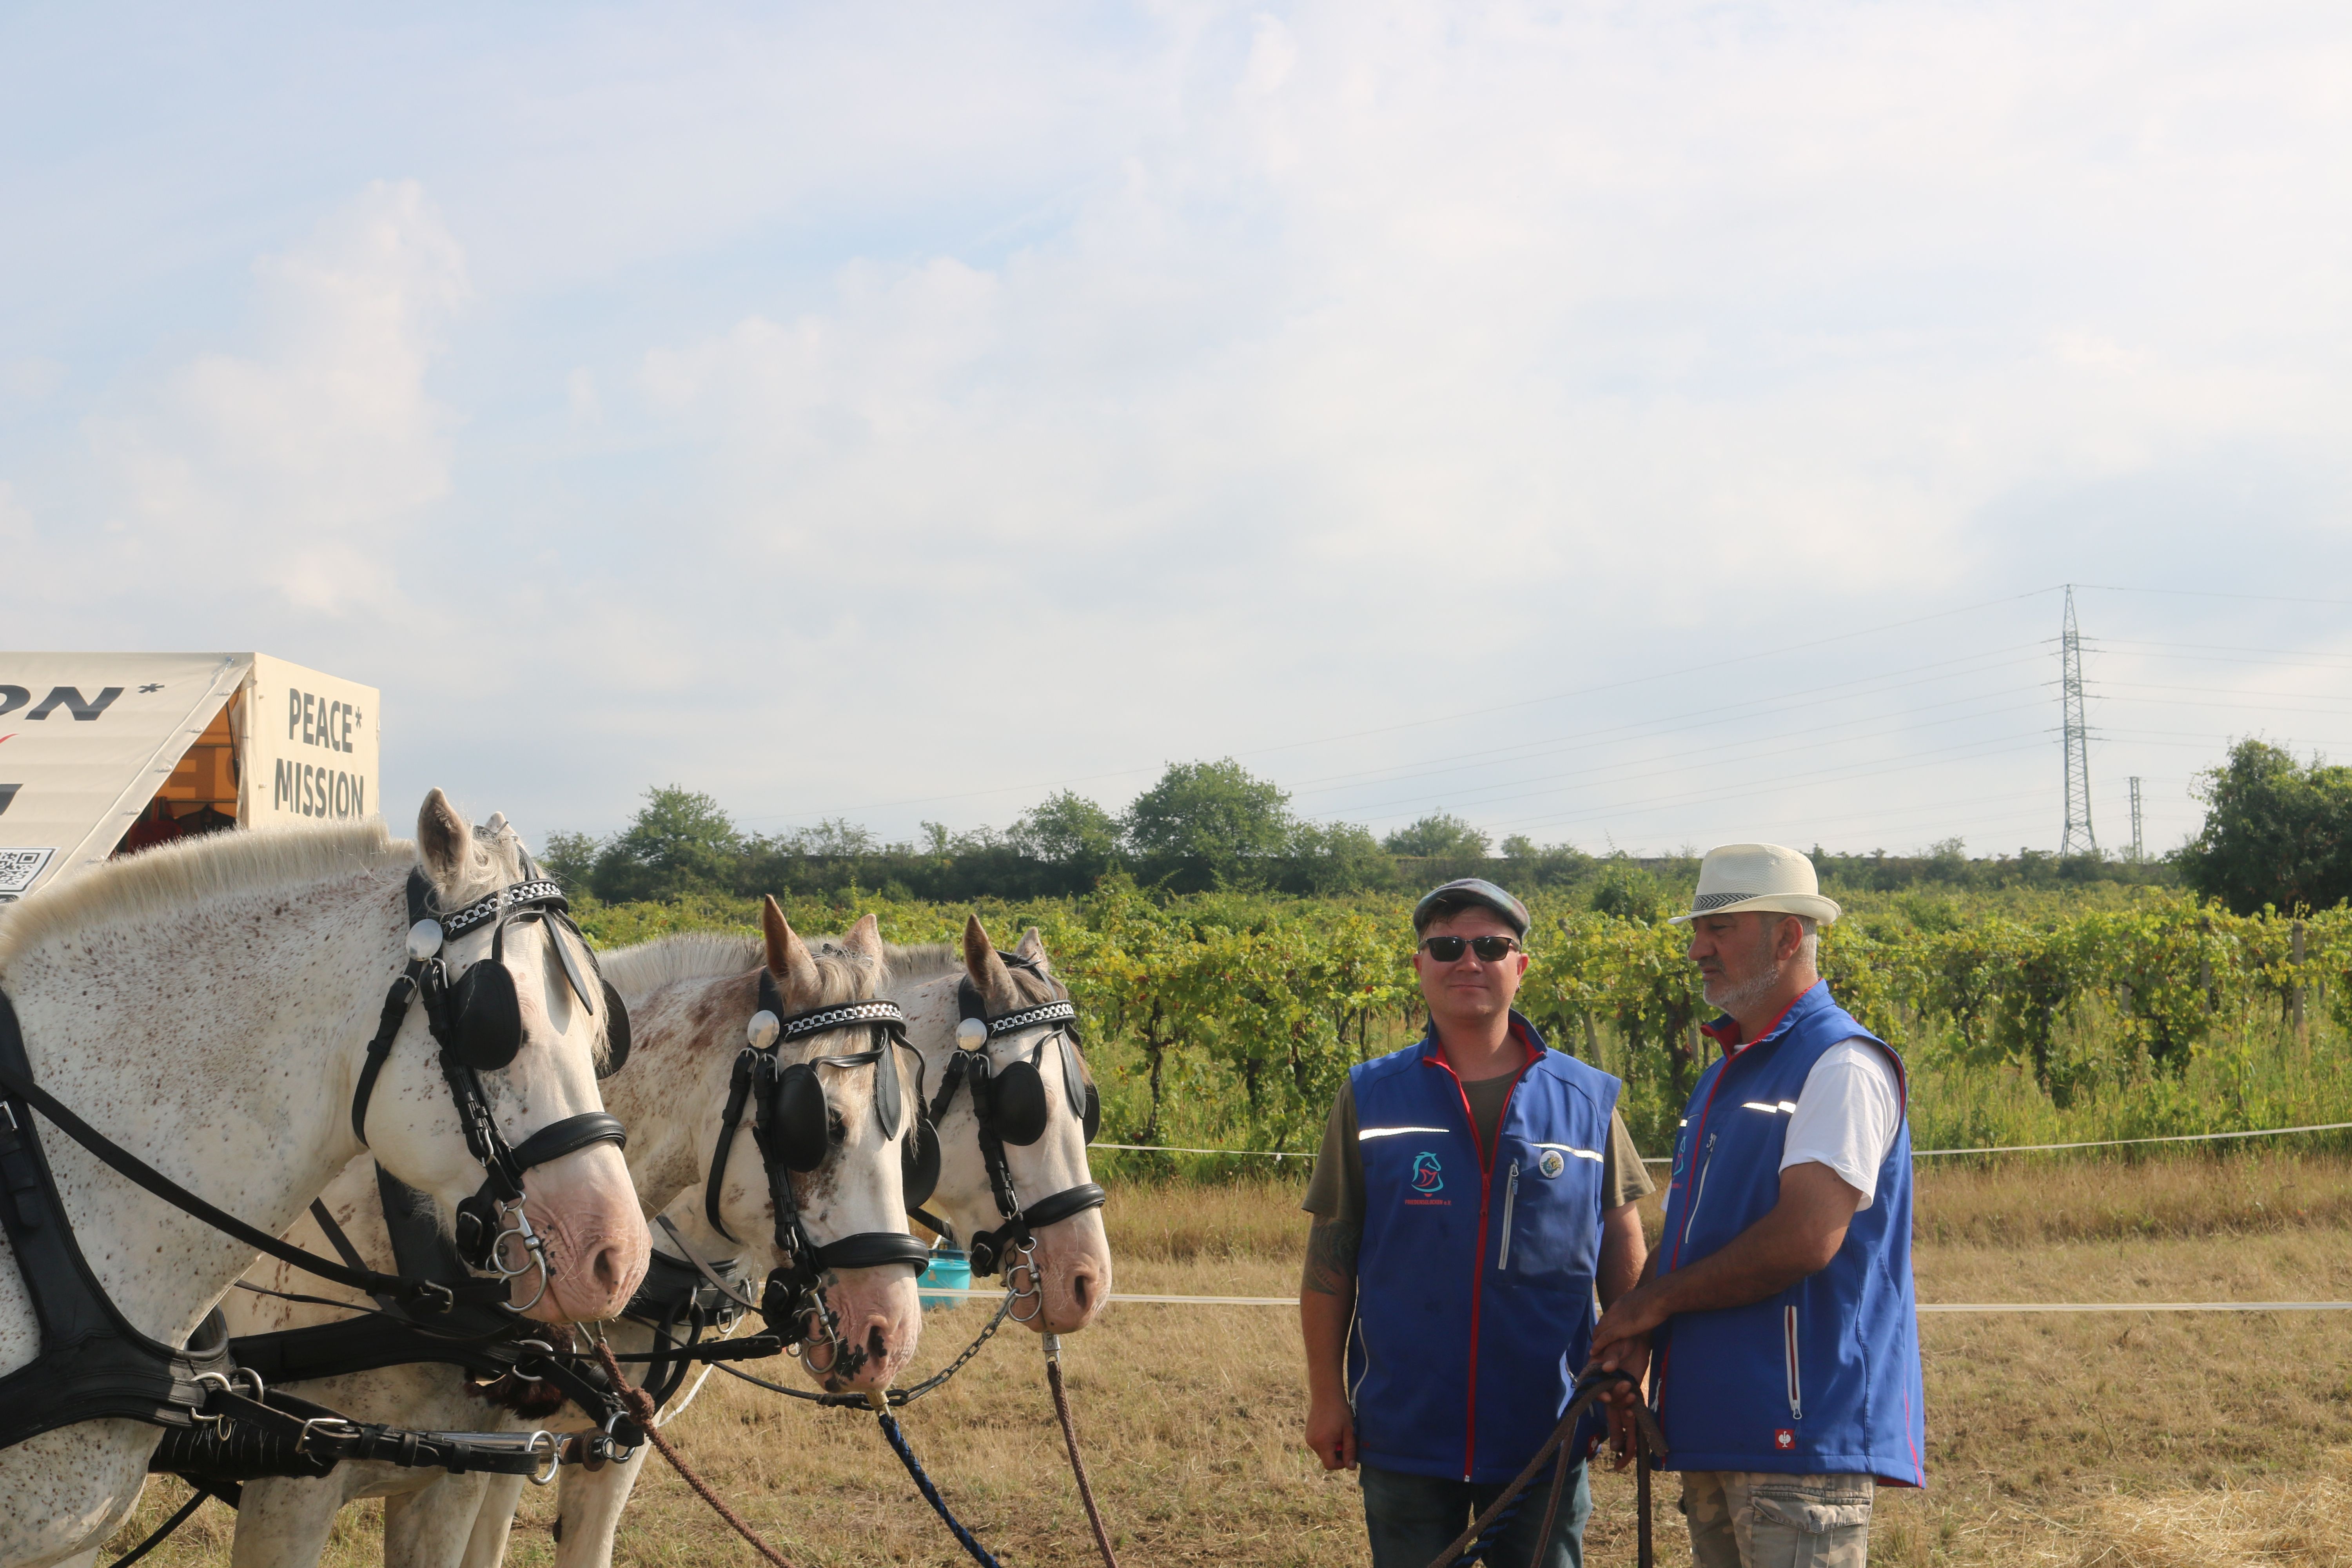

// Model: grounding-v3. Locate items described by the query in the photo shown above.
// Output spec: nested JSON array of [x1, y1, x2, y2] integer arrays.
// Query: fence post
[[2293, 919, 2308, 1040]]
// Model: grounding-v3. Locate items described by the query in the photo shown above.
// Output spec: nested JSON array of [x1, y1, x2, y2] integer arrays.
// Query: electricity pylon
[[2060, 585, 2096, 856], [2129, 776, 2143, 862]]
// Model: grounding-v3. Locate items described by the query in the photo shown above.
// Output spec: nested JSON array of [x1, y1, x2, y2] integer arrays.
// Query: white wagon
[[0, 652, 379, 901]]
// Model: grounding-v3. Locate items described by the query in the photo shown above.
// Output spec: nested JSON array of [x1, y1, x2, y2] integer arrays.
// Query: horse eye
[[828, 1108, 847, 1143]]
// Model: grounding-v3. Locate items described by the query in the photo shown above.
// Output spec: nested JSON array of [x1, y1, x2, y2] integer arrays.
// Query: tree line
[[544, 751, 2230, 908]]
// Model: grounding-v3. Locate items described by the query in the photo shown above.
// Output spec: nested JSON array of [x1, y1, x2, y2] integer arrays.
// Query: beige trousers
[[1679, 1471, 1873, 1568]]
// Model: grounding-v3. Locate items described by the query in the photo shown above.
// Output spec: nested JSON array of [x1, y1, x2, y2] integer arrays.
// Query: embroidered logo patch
[[1538, 1149, 1566, 1179], [1774, 1429, 1796, 1451], [1410, 1152, 1445, 1194]]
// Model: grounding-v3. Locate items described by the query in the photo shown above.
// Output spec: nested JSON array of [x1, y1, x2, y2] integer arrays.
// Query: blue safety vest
[[1652, 981, 1927, 1484], [1348, 1015, 1622, 1483]]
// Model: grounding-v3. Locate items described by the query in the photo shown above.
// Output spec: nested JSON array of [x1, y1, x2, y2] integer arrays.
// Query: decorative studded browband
[[779, 999, 910, 1042], [436, 878, 567, 938], [970, 999, 1078, 1042]]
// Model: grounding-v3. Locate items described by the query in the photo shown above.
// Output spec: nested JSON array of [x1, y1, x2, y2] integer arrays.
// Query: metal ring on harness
[[526, 1428, 563, 1486]]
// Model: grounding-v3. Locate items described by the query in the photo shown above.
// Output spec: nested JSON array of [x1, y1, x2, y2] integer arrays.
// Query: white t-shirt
[[1777, 1039, 1903, 1209]]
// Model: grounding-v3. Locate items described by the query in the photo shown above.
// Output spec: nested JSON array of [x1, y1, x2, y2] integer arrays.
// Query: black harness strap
[[0, 999, 231, 1451]]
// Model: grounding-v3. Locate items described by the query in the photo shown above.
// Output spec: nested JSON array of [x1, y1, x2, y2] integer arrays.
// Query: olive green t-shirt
[[1301, 1068, 1654, 1227]]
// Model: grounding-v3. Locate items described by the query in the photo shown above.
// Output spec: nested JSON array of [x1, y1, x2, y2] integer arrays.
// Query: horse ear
[[839, 913, 883, 963], [963, 913, 1019, 1011], [763, 896, 821, 1006], [417, 790, 472, 887], [1013, 925, 1050, 974]]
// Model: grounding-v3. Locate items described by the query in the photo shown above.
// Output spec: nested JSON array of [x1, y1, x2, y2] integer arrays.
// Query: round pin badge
[[1539, 1149, 1566, 1179]]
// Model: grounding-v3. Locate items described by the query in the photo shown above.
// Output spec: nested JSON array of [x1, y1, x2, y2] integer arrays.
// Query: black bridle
[[348, 866, 630, 1282], [924, 956, 1106, 1279], [703, 973, 932, 1367]]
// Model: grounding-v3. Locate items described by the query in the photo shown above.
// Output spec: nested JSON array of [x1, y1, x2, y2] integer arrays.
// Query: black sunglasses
[[1419, 935, 1522, 962]]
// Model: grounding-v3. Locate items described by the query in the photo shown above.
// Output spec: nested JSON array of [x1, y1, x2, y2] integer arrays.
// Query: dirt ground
[[105, 1154, 2352, 1565]]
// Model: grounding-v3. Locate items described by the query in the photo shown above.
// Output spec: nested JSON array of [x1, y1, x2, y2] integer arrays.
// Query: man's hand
[[1593, 1335, 1652, 1471], [1591, 1279, 1671, 1367], [1307, 1392, 1359, 1471], [1299, 1216, 1361, 1475]]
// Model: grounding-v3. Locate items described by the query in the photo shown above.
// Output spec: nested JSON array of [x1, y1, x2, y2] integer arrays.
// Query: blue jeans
[[1359, 1460, 1591, 1568]]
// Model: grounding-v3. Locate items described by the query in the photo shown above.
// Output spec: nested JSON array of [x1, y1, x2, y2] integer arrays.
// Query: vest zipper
[[1784, 1303, 1803, 1420], [1677, 1131, 1718, 1254], [1497, 1161, 1519, 1270]]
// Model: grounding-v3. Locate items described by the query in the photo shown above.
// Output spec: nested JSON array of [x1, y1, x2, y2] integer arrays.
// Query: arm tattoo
[[1301, 1218, 1362, 1296]]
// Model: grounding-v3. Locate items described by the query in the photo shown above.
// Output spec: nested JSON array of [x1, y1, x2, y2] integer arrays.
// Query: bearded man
[[1589, 843, 1924, 1568]]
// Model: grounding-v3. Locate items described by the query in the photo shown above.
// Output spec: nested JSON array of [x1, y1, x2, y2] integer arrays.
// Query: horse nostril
[[590, 1245, 621, 1295], [1073, 1272, 1095, 1314], [869, 1324, 887, 1363]]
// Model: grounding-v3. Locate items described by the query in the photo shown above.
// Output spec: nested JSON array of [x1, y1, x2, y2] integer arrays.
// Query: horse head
[[913, 915, 1113, 1335], [713, 901, 924, 1393], [363, 789, 650, 1323]]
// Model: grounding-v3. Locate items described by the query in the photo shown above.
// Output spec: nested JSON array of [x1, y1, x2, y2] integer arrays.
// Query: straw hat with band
[[1667, 842, 1842, 926]]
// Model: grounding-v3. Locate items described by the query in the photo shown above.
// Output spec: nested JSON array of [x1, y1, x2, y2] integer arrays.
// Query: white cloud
[[88, 180, 468, 614], [9, 3, 2352, 851]]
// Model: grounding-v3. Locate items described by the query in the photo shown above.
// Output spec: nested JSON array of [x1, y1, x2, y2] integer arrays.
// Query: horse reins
[[1423, 1368, 1666, 1568]]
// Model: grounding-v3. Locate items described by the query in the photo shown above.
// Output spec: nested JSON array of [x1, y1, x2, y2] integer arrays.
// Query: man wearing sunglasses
[[1301, 878, 1652, 1568]]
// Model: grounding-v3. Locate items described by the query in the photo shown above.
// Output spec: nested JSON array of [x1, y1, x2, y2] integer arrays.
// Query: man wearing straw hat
[[1590, 844, 1925, 1568], [1300, 877, 1654, 1568]]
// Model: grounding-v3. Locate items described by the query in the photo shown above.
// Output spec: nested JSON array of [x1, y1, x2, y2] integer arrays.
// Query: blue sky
[[7, 2, 2350, 860]]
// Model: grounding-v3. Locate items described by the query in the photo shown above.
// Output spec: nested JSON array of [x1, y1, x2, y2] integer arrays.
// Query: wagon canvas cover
[[0, 652, 380, 902]]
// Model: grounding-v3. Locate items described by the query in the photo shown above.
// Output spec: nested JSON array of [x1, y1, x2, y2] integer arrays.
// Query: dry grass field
[[107, 1154, 2352, 1566]]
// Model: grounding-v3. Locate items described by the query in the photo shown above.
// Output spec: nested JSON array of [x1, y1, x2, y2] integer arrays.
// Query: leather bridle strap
[[508, 1112, 627, 1172], [0, 1056, 460, 1313]]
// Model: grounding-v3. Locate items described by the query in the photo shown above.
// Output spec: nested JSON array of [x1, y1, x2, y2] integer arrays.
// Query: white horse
[[222, 899, 924, 1568], [0, 793, 650, 1568], [883, 916, 1114, 1335], [498, 914, 1116, 1568]]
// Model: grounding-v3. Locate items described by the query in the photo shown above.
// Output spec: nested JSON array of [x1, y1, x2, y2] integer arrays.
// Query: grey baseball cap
[[1412, 877, 1530, 936]]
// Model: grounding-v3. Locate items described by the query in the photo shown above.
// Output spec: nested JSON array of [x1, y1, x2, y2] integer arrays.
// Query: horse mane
[[0, 820, 413, 970], [878, 940, 1061, 1005], [881, 942, 961, 980], [600, 931, 879, 1006], [599, 933, 765, 997]]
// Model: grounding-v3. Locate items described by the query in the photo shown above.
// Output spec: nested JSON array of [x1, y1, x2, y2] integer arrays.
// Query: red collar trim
[[1700, 992, 1805, 1057], [1421, 1018, 1543, 1078]]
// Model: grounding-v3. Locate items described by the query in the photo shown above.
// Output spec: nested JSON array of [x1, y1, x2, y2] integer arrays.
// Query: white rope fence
[[1089, 1118, 2352, 1167], [916, 1287, 2352, 1312]]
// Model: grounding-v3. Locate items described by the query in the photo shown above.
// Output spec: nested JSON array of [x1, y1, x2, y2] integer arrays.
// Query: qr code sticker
[[0, 848, 57, 895]]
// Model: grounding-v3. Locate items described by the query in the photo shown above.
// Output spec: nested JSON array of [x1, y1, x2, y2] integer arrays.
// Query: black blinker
[[990, 1060, 1049, 1147], [449, 959, 523, 1070], [1055, 1030, 1088, 1118], [902, 1116, 940, 1210], [1083, 1082, 1102, 1144], [598, 981, 632, 1078], [770, 1062, 831, 1173]]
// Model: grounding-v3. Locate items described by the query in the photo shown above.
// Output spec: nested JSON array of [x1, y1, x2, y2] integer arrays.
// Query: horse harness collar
[[924, 955, 1106, 1278], [703, 973, 934, 1361], [0, 863, 637, 1472]]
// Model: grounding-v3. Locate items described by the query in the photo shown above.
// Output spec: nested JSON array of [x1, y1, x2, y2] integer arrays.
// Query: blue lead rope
[[876, 1407, 1007, 1568]]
